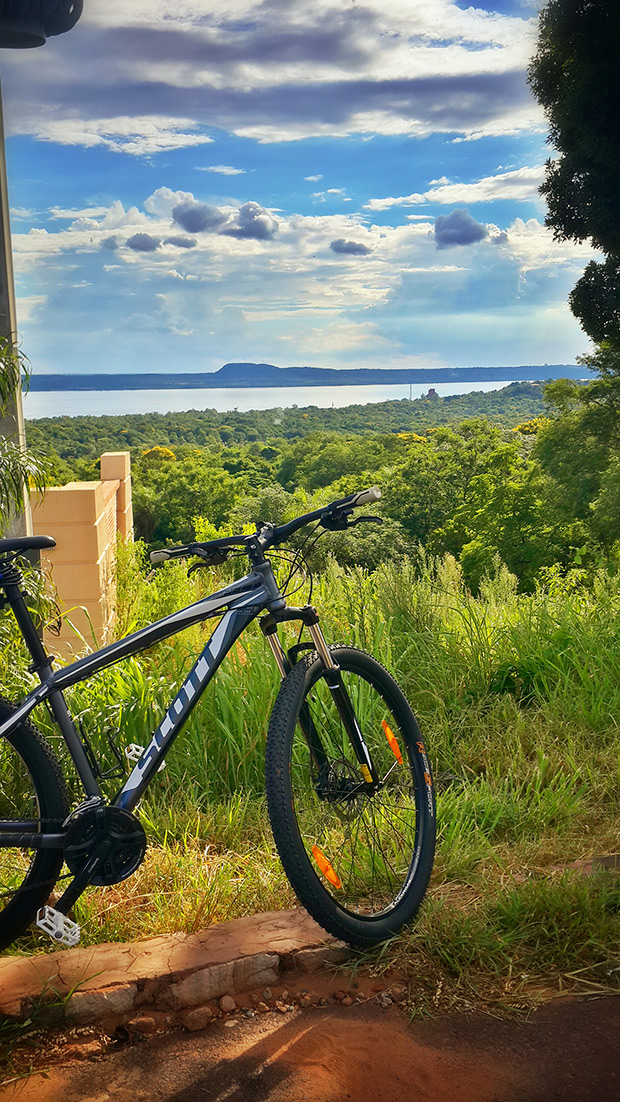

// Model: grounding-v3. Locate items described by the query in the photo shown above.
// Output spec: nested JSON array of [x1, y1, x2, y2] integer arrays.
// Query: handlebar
[[149, 486, 382, 565], [149, 533, 246, 564]]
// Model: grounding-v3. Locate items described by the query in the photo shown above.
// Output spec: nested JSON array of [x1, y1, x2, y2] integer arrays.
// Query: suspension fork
[[260, 606, 378, 785], [261, 608, 328, 777], [307, 622, 379, 786]]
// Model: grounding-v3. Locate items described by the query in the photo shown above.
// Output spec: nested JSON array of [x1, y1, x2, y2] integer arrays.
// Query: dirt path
[[2, 995, 620, 1102]]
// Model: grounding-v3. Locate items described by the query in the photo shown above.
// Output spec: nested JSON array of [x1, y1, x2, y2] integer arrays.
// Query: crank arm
[[55, 841, 113, 915]]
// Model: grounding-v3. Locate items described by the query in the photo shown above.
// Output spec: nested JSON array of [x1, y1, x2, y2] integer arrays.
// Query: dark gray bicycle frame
[[0, 560, 285, 843]]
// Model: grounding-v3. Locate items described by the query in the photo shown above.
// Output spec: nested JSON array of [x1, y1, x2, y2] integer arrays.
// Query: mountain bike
[[0, 487, 435, 951]]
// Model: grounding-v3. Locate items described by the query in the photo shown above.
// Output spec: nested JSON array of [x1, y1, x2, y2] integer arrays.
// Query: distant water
[[23, 380, 520, 420]]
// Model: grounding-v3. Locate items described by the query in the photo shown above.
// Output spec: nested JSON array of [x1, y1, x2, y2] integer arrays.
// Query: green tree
[[532, 348, 620, 561], [385, 420, 506, 545], [452, 460, 568, 592], [132, 451, 240, 545], [528, 2, 620, 344]]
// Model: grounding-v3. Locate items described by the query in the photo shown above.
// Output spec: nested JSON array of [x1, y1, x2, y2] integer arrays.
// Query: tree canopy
[[528, 2, 620, 345]]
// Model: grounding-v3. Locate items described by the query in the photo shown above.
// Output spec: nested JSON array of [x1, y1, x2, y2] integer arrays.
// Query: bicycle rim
[[267, 647, 435, 943], [0, 740, 44, 902]]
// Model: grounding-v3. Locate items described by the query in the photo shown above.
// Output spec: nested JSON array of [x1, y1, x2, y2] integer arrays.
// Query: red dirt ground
[[2, 994, 620, 1102]]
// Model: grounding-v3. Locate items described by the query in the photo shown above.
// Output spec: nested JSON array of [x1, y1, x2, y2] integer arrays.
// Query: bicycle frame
[[0, 559, 286, 827]]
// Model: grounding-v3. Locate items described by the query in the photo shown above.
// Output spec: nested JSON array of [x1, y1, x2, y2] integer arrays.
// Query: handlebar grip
[[149, 549, 171, 564], [352, 486, 381, 507]]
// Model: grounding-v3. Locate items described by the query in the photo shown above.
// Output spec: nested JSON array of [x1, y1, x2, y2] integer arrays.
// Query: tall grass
[[2, 541, 620, 1000], [3, 539, 620, 823]]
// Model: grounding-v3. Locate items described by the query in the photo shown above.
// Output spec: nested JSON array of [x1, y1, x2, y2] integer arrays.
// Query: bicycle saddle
[[0, 535, 56, 555]]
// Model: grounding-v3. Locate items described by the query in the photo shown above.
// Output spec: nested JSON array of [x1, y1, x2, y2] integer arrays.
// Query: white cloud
[[27, 116, 214, 156], [198, 165, 245, 175], [11, 181, 598, 374], [366, 192, 426, 212], [144, 187, 194, 217], [366, 165, 546, 210], [1, 1, 542, 149], [16, 294, 47, 321], [49, 205, 111, 220]]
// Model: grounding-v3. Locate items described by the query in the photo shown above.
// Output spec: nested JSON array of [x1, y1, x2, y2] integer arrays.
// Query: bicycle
[[0, 486, 435, 951]]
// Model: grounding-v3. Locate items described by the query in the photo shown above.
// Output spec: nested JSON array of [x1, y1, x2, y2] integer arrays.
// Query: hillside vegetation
[[2, 360, 620, 1010], [26, 374, 616, 593]]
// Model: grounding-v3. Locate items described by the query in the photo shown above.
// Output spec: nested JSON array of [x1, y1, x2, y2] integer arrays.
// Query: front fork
[[260, 606, 379, 787]]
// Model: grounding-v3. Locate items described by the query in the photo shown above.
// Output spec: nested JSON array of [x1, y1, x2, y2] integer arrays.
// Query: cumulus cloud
[[164, 235, 197, 248], [100, 235, 119, 251], [145, 187, 194, 217], [222, 202, 279, 240], [11, 188, 598, 379], [171, 199, 228, 234], [434, 209, 488, 250], [330, 239, 372, 256], [126, 232, 160, 252]]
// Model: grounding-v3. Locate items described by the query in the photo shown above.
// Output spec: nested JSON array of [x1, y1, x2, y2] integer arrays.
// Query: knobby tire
[[0, 699, 69, 950], [265, 647, 436, 947]]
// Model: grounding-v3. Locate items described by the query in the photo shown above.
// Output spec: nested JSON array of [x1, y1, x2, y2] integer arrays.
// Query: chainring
[[64, 802, 147, 886]]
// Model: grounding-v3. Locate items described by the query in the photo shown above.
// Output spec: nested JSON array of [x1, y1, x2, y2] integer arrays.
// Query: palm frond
[[0, 340, 30, 409], [0, 437, 47, 531]]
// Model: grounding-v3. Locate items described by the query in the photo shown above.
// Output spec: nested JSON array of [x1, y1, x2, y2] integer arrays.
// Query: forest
[[25, 369, 619, 594]]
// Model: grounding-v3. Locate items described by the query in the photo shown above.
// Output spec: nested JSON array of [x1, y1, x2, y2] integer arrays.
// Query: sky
[[0, 0, 598, 377]]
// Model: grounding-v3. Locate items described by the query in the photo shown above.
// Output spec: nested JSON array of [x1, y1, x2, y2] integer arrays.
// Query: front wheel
[[265, 646, 436, 947]]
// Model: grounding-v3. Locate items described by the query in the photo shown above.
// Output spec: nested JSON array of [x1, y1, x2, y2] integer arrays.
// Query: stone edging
[[0, 909, 350, 1033]]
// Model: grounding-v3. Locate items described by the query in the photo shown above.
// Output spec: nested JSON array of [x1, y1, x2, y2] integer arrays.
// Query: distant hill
[[28, 361, 585, 391]]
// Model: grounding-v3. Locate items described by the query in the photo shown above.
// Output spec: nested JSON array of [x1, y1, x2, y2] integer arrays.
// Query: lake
[[23, 380, 520, 419]]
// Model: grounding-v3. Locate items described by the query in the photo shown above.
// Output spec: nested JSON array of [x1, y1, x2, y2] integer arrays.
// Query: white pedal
[[36, 905, 81, 948], [125, 743, 165, 772]]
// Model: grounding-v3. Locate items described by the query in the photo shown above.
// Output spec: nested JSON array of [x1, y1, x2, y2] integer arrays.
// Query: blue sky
[[0, 0, 596, 376]]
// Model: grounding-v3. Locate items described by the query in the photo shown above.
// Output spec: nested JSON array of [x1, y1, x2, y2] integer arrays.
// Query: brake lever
[[348, 514, 383, 528], [187, 550, 230, 575], [321, 506, 354, 531]]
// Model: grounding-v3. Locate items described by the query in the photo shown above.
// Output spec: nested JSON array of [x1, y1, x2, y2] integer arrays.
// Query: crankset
[[63, 800, 147, 886]]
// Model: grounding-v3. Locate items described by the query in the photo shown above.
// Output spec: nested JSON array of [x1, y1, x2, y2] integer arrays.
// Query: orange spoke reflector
[[382, 719, 403, 764], [312, 845, 342, 889]]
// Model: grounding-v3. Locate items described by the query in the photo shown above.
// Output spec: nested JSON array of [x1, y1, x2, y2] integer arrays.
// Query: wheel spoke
[[267, 647, 435, 945], [291, 671, 421, 914]]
